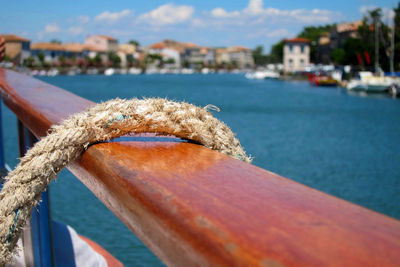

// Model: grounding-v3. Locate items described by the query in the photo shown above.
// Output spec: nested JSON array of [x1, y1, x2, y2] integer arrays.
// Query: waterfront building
[[283, 38, 310, 72], [183, 43, 204, 66], [149, 42, 181, 68], [31, 42, 65, 63], [118, 43, 137, 68], [84, 35, 118, 53], [317, 32, 331, 64], [215, 46, 254, 69], [30, 42, 105, 63], [200, 47, 216, 66], [330, 21, 362, 49], [0, 34, 30, 65], [317, 21, 362, 64]]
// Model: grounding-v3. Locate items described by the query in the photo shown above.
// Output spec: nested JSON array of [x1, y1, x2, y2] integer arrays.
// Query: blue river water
[[2, 74, 400, 266]]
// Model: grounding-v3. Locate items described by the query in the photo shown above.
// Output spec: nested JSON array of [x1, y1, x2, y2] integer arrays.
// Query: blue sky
[[1, 0, 397, 51]]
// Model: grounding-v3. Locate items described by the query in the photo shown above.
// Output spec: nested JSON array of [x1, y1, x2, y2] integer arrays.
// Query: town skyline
[[1, 0, 396, 51]]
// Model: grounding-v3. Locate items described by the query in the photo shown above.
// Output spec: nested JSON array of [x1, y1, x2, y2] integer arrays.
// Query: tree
[[269, 41, 284, 63], [23, 56, 35, 67], [393, 3, 400, 70], [165, 58, 175, 64], [93, 54, 102, 67], [50, 39, 62, 44], [182, 60, 190, 68], [252, 45, 269, 66], [342, 37, 366, 65], [330, 48, 346, 64], [108, 52, 121, 68], [128, 40, 140, 47], [358, 8, 391, 71], [37, 52, 45, 66], [58, 55, 67, 67], [297, 24, 335, 62], [126, 54, 138, 67]]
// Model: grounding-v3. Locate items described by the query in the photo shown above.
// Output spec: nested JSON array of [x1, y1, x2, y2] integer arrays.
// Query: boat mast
[[375, 15, 380, 73], [390, 12, 395, 75]]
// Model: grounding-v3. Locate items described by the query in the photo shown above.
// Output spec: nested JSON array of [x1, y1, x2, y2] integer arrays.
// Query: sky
[[1, 0, 397, 51]]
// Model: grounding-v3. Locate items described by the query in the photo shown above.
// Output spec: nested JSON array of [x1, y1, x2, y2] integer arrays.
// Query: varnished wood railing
[[0, 69, 399, 266]]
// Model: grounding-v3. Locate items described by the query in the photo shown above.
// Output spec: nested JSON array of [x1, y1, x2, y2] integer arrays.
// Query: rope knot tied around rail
[[0, 97, 251, 264]]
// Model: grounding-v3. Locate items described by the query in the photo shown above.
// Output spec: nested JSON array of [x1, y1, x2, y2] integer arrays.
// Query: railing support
[[18, 120, 55, 267]]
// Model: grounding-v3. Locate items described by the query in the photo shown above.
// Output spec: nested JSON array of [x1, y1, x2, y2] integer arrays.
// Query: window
[[300, 59, 304, 65], [22, 42, 30, 51], [289, 45, 293, 53], [300, 45, 305, 53], [288, 59, 293, 65]]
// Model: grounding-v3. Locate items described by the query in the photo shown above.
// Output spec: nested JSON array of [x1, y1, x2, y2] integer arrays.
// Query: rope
[[0, 98, 251, 264]]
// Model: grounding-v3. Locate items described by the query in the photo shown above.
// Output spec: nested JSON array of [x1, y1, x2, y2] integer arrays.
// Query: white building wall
[[283, 43, 310, 72], [161, 48, 181, 68]]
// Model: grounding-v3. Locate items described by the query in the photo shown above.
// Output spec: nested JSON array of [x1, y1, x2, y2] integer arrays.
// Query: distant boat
[[104, 68, 115, 76], [347, 72, 398, 93], [181, 68, 194, 74], [307, 72, 338, 87], [128, 67, 142, 75], [47, 68, 59, 76], [86, 68, 99, 75], [245, 70, 279, 80]]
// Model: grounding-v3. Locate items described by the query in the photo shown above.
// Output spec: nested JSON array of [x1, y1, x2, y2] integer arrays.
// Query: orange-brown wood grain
[[0, 69, 399, 266]]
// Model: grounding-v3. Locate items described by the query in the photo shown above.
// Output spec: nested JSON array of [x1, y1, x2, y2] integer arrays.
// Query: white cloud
[[211, 8, 240, 18], [95, 9, 131, 23], [138, 4, 194, 25], [266, 28, 289, 38], [45, 23, 60, 33], [77, 15, 90, 24], [244, 0, 264, 15], [209, 0, 337, 24], [68, 26, 84, 35], [191, 18, 206, 27], [248, 28, 290, 39]]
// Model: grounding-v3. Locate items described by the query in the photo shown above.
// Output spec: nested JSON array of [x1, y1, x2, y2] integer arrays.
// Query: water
[[2, 74, 400, 266]]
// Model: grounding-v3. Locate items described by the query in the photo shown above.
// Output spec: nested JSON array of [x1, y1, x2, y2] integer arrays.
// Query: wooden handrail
[[0, 69, 399, 266]]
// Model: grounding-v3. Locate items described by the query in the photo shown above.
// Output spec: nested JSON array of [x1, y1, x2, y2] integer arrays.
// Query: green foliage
[[393, 3, 400, 70], [297, 24, 335, 62], [23, 56, 35, 67], [128, 40, 140, 47], [165, 58, 175, 64], [330, 48, 346, 64], [342, 37, 366, 65], [126, 54, 139, 67], [37, 52, 45, 64], [108, 52, 121, 68], [357, 7, 391, 70], [252, 45, 269, 66], [182, 60, 190, 68], [50, 39, 62, 44], [58, 55, 66, 66], [145, 53, 163, 66], [93, 54, 102, 66], [269, 41, 284, 63], [297, 25, 335, 42]]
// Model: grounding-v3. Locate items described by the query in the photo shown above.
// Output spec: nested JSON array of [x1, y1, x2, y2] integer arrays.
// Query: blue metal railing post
[[0, 99, 5, 169], [18, 120, 55, 267]]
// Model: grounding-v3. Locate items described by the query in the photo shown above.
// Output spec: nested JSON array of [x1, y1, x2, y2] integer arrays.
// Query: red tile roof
[[151, 42, 166, 49], [284, 37, 310, 43], [31, 42, 65, 51], [0, 34, 30, 42], [97, 35, 117, 41]]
